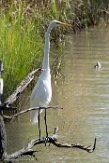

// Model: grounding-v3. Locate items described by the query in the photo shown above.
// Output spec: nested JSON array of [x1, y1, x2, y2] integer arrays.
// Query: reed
[[0, 4, 44, 99]]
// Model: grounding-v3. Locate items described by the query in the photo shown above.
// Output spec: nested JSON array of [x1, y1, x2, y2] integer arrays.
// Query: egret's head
[[48, 20, 72, 30]]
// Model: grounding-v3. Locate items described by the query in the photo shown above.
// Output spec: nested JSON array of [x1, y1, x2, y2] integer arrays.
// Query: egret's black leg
[[44, 109, 48, 138], [44, 109, 49, 146], [44, 109, 48, 145], [38, 109, 41, 139]]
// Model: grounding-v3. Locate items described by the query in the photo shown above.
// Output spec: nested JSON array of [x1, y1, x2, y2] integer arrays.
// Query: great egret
[[30, 20, 71, 139]]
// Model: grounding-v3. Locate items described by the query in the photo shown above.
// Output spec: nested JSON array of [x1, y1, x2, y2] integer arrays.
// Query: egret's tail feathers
[[31, 111, 38, 124], [30, 109, 43, 125]]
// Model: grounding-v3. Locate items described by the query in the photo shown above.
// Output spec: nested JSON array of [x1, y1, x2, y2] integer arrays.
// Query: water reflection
[[6, 28, 109, 162]]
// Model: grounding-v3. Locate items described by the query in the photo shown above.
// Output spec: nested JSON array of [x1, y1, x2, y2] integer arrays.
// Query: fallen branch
[[4, 68, 41, 106], [2, 128, 96, 162], [2, 106, 63, 121], [49, 137, 96, 153]]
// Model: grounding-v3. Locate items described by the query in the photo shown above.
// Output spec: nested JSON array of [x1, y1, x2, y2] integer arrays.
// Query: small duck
[[94, 62, 101, 70]]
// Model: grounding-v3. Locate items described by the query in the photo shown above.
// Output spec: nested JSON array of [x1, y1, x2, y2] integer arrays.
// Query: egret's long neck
[[42, 26, 52, 70]]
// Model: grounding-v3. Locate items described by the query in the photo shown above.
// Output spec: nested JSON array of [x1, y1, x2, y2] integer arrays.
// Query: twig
[[0, 103, 17, 111], [49, 137, 96, 153], [3, 106, 63, 120]]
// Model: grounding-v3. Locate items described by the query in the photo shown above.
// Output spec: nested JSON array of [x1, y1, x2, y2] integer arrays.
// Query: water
[[5, 28, 109, 162]]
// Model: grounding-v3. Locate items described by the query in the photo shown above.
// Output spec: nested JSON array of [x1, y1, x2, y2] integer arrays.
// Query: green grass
[[0, 9, 44, 100]]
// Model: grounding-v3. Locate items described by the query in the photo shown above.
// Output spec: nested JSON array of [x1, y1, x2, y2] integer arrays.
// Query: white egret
[[94, 61, 101, 70], [30, 20, 71, 139]]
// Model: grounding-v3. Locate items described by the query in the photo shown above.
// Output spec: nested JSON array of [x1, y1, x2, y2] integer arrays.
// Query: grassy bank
[[0, 2, 48, 100], [0, 0, 109, 100]]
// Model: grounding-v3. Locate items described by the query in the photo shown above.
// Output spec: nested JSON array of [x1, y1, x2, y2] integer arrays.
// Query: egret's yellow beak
[[60, 22, 72, 27]]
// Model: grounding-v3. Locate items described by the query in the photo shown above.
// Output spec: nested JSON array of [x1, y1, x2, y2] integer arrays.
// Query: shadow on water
[[6, 27, 109, 162]]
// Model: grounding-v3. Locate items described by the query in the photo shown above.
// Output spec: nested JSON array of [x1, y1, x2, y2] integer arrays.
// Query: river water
[[6, 28, 109, 163]]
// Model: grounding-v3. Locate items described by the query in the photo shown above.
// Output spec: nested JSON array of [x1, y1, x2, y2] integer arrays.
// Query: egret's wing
[[30, 79, 48, 124], [30, 80, 46, 107]]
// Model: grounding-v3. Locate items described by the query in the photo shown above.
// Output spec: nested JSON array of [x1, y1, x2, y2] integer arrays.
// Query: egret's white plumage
[[30, 20, 71, 126], [30, 69, 52, 123], [94, 61, 101, 71]]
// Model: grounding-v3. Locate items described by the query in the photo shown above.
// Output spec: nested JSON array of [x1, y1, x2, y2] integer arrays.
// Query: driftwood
[[4, 68, 41, 106], [2, 128, 96, 163]]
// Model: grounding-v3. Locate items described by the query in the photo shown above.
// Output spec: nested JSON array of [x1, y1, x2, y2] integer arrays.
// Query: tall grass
[[0, 5, 44, 100], [69, 0, 109, 27]]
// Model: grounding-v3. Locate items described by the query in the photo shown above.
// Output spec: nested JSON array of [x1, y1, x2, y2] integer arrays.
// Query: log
[[2, 128, 96, 162], [4, 68, 41, 106], [0, 114, 7, 159]]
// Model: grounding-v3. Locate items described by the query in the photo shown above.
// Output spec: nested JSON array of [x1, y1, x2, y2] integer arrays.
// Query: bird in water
[[94, 61, 101, 70], [30, 20, 71, 139]]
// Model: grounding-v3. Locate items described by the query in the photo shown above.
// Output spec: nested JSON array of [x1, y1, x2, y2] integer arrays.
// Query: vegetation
[[0, 0, 109, 100]]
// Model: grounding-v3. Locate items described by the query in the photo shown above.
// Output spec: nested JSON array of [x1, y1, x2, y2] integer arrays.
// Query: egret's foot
[[38, 137, 41, 141], [44, 135, 49, 146]]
